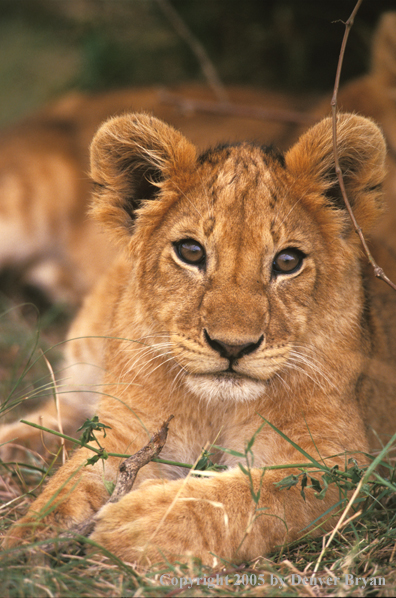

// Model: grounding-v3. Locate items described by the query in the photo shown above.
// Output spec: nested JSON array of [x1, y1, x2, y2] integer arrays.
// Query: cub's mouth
[[184, 370, 267, 403]]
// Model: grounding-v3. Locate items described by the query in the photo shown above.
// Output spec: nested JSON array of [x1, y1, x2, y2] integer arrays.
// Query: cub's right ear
[[90, 113, 196, 245]]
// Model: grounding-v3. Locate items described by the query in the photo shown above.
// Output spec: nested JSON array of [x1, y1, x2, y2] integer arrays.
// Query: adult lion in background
[[4, 110, 396, 565]]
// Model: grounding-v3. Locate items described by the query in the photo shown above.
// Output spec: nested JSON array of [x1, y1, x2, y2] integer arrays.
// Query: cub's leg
[[90, 466, 340, 566], [4, 444, 113, 547], [3, 415, 162, 547]]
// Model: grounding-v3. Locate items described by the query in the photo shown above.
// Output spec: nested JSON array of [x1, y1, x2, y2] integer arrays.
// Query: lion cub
[[5, 112, 396, 565]]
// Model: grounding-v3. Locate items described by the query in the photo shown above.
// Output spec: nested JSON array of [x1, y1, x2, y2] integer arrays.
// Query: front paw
[[90, 477, 234, 565], [3, 511, 59, 549]]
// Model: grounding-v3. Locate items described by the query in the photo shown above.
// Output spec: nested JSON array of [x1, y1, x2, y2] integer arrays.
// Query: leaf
[[194, 449, 214, 471], [315, 475, 329, 500], [85, 454, 102, 466], [85, 449, 108, 467], [310, 476, 322, 493], [193, 449, 227, 472], [238, 462, 249, 476], [103, 479, 115, 496], [78, 416, 112, 445], [246, 421, 267, 454], [258, 416, 323, 469], [212, 445, 245, 459], [275, 473, 300, 491], [347, 458, 364, 484]]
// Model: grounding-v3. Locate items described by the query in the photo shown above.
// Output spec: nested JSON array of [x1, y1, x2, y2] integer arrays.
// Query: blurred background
[[0, 0, 395, 128]]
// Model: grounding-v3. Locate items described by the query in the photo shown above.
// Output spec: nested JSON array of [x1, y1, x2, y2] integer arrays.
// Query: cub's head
[[90, 113, 386, 403]]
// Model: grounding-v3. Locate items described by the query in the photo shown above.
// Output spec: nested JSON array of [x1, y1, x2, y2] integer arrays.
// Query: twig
[[38, 416, 174, 553], [159, 89, 317, 126], [331, 0, 396, 292], [314, 428, 396, 573], [74, 415, 174, 537], [108, 415, 174, 504], [155, 0, 229, 102]]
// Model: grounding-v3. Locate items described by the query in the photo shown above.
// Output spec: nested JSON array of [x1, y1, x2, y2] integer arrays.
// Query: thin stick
[[108, 415, 174, 504], [159, 89, 317, 126], [331, 0, 396, 292], [37, 416, 174, 553], [155, 0, 229, 102], [314, 428, 396, 574], [313, 478, 364, 574]]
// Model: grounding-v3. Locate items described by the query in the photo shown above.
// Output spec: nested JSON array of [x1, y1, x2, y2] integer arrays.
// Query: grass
[[1, 299, 396, 597]]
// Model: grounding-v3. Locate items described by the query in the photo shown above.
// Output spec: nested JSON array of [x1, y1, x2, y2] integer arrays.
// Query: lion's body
[[4, 109, 396, 564], [2, 12, 396, 565]]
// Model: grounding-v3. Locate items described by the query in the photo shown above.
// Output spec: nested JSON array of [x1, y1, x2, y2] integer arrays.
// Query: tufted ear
[[285, 113, 387, 235], [90, 113, 197, 244]]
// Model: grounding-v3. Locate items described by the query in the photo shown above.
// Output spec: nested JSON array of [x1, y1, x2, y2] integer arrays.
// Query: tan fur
[[4, 110, 396, 566], [0, 84, 311, 304]]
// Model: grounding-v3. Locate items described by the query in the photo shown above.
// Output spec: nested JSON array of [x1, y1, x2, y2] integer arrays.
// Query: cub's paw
[[3, 512, 53, 550], [90, 477, 232, 565]]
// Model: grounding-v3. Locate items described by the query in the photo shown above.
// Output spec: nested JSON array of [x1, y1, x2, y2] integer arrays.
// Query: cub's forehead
[[162, 140, 316, 253], [197, 141, 286, 168], [187, 142, 290, 226], [161, 141, 304, 249], [195, 142, 286, 201]]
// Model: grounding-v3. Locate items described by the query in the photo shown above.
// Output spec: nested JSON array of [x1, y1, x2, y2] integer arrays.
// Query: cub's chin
[[184, 372, 267, 403]]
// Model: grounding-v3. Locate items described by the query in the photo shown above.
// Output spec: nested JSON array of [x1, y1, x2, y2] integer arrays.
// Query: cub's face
[[138, 145, 326, 402], [91, 113, 386, 402]]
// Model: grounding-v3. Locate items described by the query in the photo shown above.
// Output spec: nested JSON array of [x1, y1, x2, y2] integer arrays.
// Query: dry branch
[[156, 0, 228, 102], [108, 414, 174, 504], [331, 0, 396, 292], [159, 89, 317, 126], [40, 416, 174, 554]]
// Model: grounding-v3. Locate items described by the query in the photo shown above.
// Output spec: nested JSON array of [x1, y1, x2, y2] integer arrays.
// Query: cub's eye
[[174, 239, 206, 266], [272, 248, 305, 275]]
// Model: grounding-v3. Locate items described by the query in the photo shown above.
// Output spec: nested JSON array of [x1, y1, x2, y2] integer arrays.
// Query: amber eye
[[272, 248, 305, 275], [174, 239, 206, 266]]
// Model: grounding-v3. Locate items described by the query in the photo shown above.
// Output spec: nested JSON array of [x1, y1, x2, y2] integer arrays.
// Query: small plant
[[77, 416, 112, 466]]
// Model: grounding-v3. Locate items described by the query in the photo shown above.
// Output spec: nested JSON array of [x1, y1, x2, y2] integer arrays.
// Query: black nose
[[204, 329, 263, 361]]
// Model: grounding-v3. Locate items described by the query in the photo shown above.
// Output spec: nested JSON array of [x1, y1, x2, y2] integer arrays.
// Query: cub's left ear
[[90, 112, 197, 245], [285, 113, 387, 235]]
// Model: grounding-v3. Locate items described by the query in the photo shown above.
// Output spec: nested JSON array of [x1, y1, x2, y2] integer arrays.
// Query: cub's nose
[[204, 329, 263, 361]]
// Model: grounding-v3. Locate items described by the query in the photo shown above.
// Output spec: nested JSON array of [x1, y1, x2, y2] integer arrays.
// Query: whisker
[[288, 349, 337, 389], [282, 361, 329, 393], [196, 169, 214, 219], [173, 182, 204, 219]]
